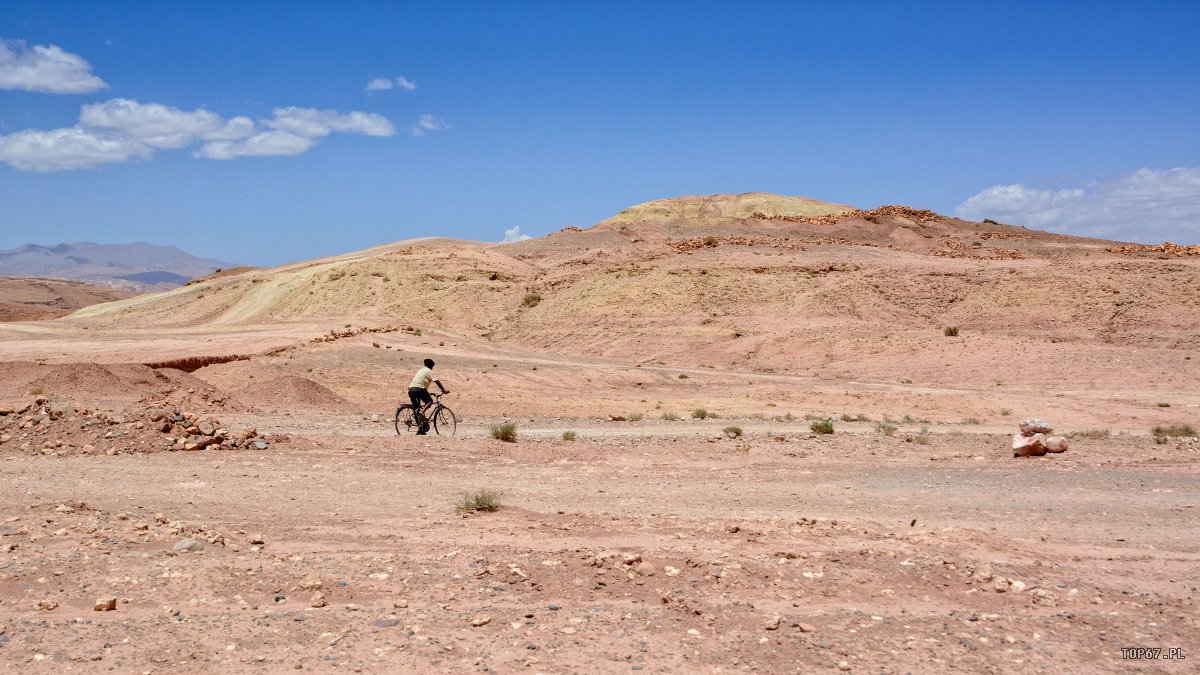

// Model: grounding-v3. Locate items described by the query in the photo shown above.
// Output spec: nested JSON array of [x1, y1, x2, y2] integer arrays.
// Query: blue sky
[[2, 1, 1198, 265]]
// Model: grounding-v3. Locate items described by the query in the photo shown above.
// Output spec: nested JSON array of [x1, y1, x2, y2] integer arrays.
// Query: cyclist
[[408, 358, 449, 435]]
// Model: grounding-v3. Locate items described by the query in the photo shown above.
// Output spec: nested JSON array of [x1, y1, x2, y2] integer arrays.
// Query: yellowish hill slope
[[63, 193, 1200, 380]]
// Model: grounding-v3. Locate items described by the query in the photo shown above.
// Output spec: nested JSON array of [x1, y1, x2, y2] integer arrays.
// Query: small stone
[[664, 566, 681, 577], [560, 626, 576, 635], [374, 618, 399, 628], [796, 622, 817, 633], [249, 534, 265, 545], [838, 660, 851, 671], [764, 615, 781, 631], [54, 504, 75, 514], [548, 603, 561, 611], [94, 597, 117, 612], [471, 615, 491, 627], [37, 599, 58, 611], [172, 538, 203, 553], [310, 593, 326, 608], [393, 599, 409, 608], [299, 576, 322, 591]]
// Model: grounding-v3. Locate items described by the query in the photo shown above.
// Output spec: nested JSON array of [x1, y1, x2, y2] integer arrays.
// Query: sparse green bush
[[1069, 429, 1110, 440], [902, 414, 917, 424], [723, 426, 743, 438], [875, 422, 897, 436], [661, 412, 680, 421], [456, 489, 502, 512], [840, 413, 854, 422], [913, 433, 932, 445], [522, 292, 542, 308], [703, 235, 719, 247], [692, 408, 709, 419], [962, 417, 981, 425], [678, 373, 689, 379], [628, 413, 644, 422], [810, 420, 834, 435], [27, 387, 43, 396], [414, 328, 422, 336], [944, 326, 959, 337], [855, 413, 870, 422], [490, 423, 517, 442], [1001, 408, 1012, 416], [1156, 403, 1171, 408], [562, 431, 576, 441], [1153, 424, 1196, 438]]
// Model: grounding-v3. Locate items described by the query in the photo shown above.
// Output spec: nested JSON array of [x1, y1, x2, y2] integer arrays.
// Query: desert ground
[[1, 194, 1197, 673]]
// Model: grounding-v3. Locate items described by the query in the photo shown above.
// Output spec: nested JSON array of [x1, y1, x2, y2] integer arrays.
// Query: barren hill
[[0, 276, 136, 322], [57, 192, 1200, 389]]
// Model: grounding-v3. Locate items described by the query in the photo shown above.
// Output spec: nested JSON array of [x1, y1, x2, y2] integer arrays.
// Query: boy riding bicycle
[[408, 358, 449, 435]]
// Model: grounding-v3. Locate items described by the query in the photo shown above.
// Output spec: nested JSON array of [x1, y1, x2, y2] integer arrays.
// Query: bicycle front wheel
[[394, 405, 416, 435], [433, 406, 457, 436]]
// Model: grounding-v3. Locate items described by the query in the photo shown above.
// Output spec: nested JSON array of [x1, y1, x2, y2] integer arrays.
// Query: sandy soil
[[0, 328, 1197, 673]]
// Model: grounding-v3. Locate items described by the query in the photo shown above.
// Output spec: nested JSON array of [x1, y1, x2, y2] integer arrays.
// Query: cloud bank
[[955, 168, 1200, 244], [502, 226, 532, 243], [0, 98, 396, 171], [0, 39, 107, 93]]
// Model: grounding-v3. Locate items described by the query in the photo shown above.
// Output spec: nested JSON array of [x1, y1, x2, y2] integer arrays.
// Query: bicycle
[[395, 392, 458, 436]]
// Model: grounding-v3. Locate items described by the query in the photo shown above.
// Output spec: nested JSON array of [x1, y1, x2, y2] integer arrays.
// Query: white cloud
[[502, 226, 532, 243], [0, 39, 107, 93], [955, 168, 1200, 244], [0, 98, 395, 171], [267, 107, 395, 138], [79, 98, 232, 149], [0, 126, 149, 171], [365, 75, 416, 92], [365, 77, 393, 91], [412, 113, 448, 137], [194, 130, 316, 160]]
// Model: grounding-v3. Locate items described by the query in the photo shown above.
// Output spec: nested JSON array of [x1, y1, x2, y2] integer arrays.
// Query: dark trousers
[[408, 387, 432, 415]]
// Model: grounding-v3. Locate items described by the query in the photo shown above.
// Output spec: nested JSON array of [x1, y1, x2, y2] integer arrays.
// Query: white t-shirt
[[409, 367, 435, 390]]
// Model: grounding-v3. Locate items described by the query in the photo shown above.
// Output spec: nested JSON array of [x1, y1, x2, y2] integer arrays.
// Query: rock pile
[[1012, 418, 1068, 457], [1107, 242, 1200, 257], [311, 324, 403, 344], [671, 236, 807, 252], [752, 205, 944, 225], [0, 396, 272, 457]]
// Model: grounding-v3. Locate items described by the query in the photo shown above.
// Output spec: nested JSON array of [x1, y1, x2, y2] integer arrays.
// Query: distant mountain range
[[0, 242, 233, 292]]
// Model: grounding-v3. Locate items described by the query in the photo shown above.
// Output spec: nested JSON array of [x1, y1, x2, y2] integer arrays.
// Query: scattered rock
[[94, 597, 117, 612], [471, 615, 491, 627], [764, 615, 781, 631], [172, 538, 203, 553], [310, 593, 327, 608], [37, 599, 58, 611]]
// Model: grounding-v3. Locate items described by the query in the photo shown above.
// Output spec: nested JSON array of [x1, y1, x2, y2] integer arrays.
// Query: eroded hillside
[[60, 194, 1200, 386]]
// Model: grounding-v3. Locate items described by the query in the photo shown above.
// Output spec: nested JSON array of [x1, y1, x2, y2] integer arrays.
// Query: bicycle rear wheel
[[394, 405, 417, 435], [433, 406, 457, 436]]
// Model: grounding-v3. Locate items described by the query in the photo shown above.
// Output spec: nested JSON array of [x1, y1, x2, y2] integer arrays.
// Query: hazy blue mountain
[[0, 242, 233, 291]]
